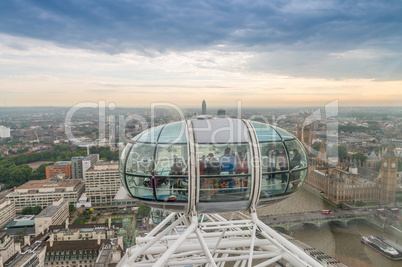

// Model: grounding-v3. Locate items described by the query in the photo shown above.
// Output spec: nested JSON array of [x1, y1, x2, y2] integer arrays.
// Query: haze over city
[[1, 0, 401, 107]]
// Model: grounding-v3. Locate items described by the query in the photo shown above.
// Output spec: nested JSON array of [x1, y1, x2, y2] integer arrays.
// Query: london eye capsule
[[119, 117, 308, 214]]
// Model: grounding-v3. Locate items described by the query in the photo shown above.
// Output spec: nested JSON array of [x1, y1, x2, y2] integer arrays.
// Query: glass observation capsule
[[119, 117, 308, 213]]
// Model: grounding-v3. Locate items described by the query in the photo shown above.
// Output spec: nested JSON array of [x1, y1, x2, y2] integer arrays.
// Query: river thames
[[257, 186, 401, 267]]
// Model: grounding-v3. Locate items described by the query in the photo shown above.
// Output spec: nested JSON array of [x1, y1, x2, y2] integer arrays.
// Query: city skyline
[[1, 1, 402, 107]]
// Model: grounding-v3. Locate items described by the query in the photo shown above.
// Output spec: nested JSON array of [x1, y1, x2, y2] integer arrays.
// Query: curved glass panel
[[119, 143, 132, 173], [198, 143, 251, 202], [286, 169, 307, 193], [158, 121, 187, 144], [136, 125, 164, 143], [285, 140, 307, 171], [260, 173, 288, 199], [131, 132, 144, 142], [151, 209, 171, 224], [125, 143, 156, 175], [125, 174, 154, 200], [273, 126, 296, 140], [260, 142, 289, 174], [193, 118, 249, 144], [154, 144, 188, 202], [251, 121, 282, 142]]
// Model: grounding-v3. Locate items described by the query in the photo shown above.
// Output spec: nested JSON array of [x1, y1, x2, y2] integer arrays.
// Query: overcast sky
[[1, 0, 401, 107]]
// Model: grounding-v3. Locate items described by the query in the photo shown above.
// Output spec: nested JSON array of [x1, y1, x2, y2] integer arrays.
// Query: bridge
[[259, 209, 373, 231]]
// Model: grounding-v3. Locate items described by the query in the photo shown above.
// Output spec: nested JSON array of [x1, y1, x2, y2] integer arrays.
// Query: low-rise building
[[45, 161, 72, 180], [43, 238, 123, 267], [6, 179, 84, 213], [35, 197, 69, 236], [6, 215, 35, 230], [0, 200, 16, 230]]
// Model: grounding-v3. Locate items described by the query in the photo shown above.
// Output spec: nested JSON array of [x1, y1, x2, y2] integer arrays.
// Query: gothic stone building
[[306, 148, 398, 205]]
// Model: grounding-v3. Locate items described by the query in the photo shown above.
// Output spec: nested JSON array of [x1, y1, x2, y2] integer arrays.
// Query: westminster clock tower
[[379, 147, 398, 204]]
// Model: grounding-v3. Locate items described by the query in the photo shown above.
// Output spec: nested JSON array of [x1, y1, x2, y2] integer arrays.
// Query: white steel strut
[[117, 211, 322, 267]]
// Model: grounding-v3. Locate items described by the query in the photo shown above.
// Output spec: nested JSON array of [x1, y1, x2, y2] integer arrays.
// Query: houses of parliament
[[296, 122, 398, 205]]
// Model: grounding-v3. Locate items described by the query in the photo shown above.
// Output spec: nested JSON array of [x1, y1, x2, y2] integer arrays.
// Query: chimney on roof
[[65, 218, 69, 229], [14, 242, 21, 253], [117, 236, 123, 249], [24, 235, 31, 246], [97, 234, 101, 245], [50, 234, 54, 247], [108, 217, 111, 229]]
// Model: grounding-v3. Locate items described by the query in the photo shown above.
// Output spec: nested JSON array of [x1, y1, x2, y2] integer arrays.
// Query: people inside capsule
[[235, 151, 248, 174], [266, 144, 278, 181], [168, 156, 185, 194], [199, 155, 207, 175], [278, 148, 288, 183], [219, 147, 237, 174], [202, 153, 220, 198], [205, 153, 220, 175], [289, 148, 301, 185]]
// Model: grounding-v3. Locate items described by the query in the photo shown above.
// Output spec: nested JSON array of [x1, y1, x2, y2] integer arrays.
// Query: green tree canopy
[[137, 204, 151, 218]]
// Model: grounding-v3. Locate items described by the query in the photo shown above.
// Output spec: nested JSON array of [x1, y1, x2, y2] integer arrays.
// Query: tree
[[15, 227, 28, 241], [352, 152, 367, 167], [327, 145, 348, 158], [69, 204, 75, 213], [21, 206, 33, 215], [356, 201, 365, 207], [137, 204, 151, 218], [33, 205, 42, 215]]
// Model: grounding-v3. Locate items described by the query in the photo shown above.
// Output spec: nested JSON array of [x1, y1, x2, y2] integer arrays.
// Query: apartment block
[[84, 162, 121, 206], [6, 179, 84, 213], [34, 197, 69, 236], [0, 199, 16, 229]]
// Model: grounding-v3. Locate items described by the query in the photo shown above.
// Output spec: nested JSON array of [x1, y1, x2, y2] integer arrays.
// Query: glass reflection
[[286, 169, 307, 193], [285, 140, 307, 171], [125, 175, 155, 200], [154, 144, 188, 202], [260, 173, 288, 198], [125, 143, 155, 175]]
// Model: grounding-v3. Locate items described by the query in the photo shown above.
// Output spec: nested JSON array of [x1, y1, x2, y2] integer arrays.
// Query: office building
[[6, 179, 84, 213], [71, 154, 99, 179], [202, 99, 207, 115], [0, 200, 16, 230], [71, 156, 84, 179], [45, 161, 71, 180], [84, 162, 121, 206], [34, 197, 69, 236]]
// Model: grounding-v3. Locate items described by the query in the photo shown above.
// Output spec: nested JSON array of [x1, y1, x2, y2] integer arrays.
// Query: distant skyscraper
[[202, 99, 207, 115], [217, 109, 226, 117]]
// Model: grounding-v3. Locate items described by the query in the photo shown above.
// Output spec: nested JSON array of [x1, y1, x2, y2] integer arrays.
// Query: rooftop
[[54, 161, 71, 165], [15, 179, 82, 190], [6, 218, 35, 229], [36, 199, 68, 219], [83, 154, 99, 161], [87, 162, 119, 172]]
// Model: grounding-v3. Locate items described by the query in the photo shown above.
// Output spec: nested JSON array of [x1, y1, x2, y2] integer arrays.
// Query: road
[[260, 209, 374, 225]]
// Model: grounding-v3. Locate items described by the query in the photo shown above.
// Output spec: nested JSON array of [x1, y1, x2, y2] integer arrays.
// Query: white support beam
[[120, 212, 325, 267]]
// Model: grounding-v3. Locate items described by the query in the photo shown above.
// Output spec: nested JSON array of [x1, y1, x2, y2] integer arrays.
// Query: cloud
[[1, 0, 401, 81], [1, 1, 401, 52]]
